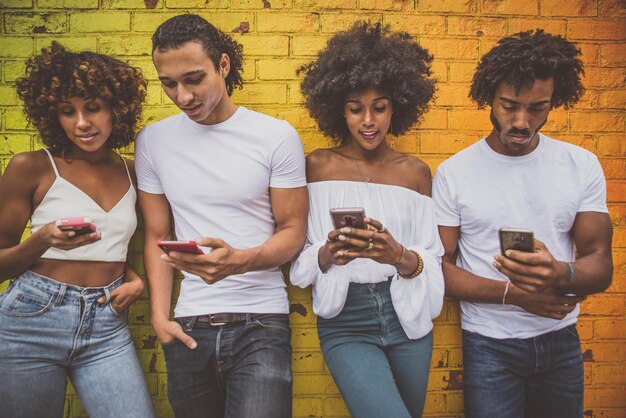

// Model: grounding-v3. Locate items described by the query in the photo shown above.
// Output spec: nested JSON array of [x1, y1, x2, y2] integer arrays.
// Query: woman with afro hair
[[290, 22, 444, 417], [0, 42, 156, 418]]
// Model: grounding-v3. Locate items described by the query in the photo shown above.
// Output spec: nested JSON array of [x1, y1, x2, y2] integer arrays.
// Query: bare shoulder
[[305, 148, 343, 183], [392, 154, 432, 196], [2, 150, 49, 182]]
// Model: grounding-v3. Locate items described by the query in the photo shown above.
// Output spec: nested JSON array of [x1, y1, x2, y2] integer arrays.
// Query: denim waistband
[[15, 270, 123, 302]]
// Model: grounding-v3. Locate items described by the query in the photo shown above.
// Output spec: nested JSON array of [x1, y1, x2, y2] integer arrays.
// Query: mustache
[[507, 128, 531, 136]]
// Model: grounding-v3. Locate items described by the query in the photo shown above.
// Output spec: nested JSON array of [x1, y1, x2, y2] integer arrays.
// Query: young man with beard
[[134, 14, 308, 418], [432, 30, 613, 418]]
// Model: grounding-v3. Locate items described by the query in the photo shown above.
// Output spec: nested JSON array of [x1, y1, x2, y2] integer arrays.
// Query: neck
[[62, 146, 115, 164], [199, 94, 238, 125], [348, 140, 389, 162]]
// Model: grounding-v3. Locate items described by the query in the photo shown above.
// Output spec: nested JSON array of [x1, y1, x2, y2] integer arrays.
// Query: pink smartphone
[[56, 217, 97, 235], [330, 207, 366, 229], [157, 240, 204, 254]]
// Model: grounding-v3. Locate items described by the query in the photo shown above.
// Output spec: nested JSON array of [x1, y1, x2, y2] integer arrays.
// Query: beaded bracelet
[[397, 249, 423, 279]]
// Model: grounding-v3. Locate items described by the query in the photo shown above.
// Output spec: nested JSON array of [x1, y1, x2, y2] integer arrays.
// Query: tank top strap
[[119, 154, 133, 184], [42, 148, 60, 178]]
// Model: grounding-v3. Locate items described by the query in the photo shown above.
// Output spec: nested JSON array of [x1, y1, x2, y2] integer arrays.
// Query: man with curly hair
[[134, 14, 308, 418], [433, 30, 613, 418]]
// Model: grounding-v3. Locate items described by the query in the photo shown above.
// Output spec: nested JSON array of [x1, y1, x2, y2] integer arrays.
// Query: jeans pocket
[[0, 284, 54, 317], [252, 316, 291, 334], [107, 302, 121, 316], [563, 324, 580, 339]]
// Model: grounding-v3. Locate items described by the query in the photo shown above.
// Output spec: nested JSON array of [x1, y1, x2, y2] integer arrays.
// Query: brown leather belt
[[188, 313, 267, 326]]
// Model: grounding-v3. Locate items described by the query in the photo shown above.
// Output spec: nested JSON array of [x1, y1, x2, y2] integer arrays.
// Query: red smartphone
[[56, 217, 97, 235], [157, 240, 204, 254], [330, 207, 366, 229]]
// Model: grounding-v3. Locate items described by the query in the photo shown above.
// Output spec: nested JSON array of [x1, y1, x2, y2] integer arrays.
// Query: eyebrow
[[499, 97, 551, 106], [158, 70, 205, 81], [345, 96, 390, 104]]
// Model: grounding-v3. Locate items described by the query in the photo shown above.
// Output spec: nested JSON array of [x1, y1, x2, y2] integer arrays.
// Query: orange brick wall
[[0, 1, 624, 417]]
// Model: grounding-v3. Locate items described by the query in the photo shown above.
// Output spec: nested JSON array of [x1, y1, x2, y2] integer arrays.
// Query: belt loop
[[103, 287, 112, 303], [55, 284, 67, 305], [183, 316, 197, 332], [245, 313, 252, 325]]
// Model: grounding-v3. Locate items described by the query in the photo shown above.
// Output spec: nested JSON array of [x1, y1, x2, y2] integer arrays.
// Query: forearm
[[443, 260, 507, 304], [0, 233, 50, 281], [555, 253, 613, 296], [239, 223, 306, 274], [144, 240, 175, 322]]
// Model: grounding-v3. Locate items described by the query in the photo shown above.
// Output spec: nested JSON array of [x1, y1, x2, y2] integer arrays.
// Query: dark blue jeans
[[162, 314, 292, 418], [462, 324, 584, 418]]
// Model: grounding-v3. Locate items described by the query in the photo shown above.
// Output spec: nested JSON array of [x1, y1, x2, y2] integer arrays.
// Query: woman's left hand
[[97, 274, 144, 313], [335, 217, 404, 265]]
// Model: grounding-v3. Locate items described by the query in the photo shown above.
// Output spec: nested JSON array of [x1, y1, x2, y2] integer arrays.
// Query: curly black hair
[[15, 42, 146, 151], [470, 29, 584, 109], [152, 14, 244, 96], [298, 21, 435, 144]]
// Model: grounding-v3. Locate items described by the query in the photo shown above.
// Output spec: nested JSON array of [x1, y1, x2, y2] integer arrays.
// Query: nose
[[75, 111, 91, 130], [177, 85, 193, 106], [511, 110, 531, 131], [362, 108, 375, 126]]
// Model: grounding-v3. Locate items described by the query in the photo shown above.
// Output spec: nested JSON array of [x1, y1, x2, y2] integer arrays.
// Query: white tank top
[[30, 149, 137, 262]]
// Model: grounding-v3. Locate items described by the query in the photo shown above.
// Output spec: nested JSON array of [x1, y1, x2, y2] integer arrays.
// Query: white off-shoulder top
[[290, 180, 445, 339]]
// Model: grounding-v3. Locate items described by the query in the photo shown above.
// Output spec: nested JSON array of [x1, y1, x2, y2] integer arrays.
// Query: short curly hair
[[152, 14, 244, 96], [16, 42, 146, 150], [470, 29, 584, 109], [298, 21, 435, 144]]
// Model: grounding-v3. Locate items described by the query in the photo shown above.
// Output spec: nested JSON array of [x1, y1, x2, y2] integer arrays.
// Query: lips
[[359, 130, 379, 140], [181, 103, 202, 116], [75, 133, 99, 142]]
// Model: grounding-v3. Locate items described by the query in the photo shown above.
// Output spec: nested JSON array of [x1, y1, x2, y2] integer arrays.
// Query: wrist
[[396, 249, 423, 279], [555, 261, 573, 290], [318, 245, 333, 272]]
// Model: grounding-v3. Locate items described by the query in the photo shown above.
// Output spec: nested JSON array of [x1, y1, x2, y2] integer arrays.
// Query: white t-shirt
[[432, 134, 608, 339], [135, 107, 306, 317]]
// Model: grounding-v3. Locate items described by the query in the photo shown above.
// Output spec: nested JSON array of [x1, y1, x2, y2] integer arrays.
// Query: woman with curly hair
[[290, 22, 444, 418], [0, 42, 155, 418]]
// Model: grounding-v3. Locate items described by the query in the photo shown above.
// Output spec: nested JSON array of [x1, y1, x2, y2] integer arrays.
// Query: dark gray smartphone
[[499, 228, 534, 255]]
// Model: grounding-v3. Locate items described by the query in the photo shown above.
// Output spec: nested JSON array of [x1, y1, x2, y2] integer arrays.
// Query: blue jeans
[[0, 270, 155, 418], [317, 279, 433, 418], [462, 324, 584, 418], [163, 314, 292, 418]]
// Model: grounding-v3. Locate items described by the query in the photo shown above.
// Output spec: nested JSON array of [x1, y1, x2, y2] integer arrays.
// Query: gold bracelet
[[397, 249, 423, 279]]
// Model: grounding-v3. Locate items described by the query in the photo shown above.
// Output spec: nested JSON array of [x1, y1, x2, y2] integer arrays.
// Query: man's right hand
[[506, 283, 585, 320], [152, 318, 197, 349]]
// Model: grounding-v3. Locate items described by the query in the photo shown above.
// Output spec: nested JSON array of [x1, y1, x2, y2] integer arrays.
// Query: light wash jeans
[[163, 314, 292, 418], [317, 278, 433, 418], [462, 324, 584, 418], [0, 270, 155, 418]]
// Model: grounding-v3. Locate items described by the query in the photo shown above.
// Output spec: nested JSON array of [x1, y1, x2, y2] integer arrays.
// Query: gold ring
[[377, 225, 386, 233], [366, 242, 374, 250]]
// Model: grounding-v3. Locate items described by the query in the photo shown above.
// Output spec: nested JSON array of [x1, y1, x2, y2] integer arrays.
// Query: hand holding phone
[[499, 228, 535, 255], [157, 240, 205, 255], [56, 217, 97, 235], [330, 207, 366, 230]]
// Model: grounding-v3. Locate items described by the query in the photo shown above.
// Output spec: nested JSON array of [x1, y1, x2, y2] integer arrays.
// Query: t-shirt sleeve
[[432, 166, 460, 227], [269, 121, 306, 188], [579, 153, 608, 213], [134, 127, 164, 194]]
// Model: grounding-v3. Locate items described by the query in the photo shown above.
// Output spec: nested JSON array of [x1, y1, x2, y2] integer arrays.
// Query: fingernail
[[190, 342, 198, 349], [340, 227, 350, 233], [505, 250, 511, 257], [338, 235, 346, 241], [336, 251, 344, 256]]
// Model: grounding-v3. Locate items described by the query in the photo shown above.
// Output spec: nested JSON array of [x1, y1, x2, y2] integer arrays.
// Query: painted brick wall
[[0, 1, 624, 417]]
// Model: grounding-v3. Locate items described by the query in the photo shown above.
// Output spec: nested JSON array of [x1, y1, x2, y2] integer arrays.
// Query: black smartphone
[[499, 228, 535, 255]]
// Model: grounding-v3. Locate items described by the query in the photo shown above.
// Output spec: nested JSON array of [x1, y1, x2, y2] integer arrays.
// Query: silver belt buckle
[[208, 314, 228, 326]]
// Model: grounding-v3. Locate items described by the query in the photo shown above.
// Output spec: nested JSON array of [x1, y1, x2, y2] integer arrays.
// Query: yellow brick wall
[[0, 1, 624, 417]]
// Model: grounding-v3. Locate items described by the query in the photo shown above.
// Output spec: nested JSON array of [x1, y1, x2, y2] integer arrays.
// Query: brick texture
[[0, 1, 624, 417]]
